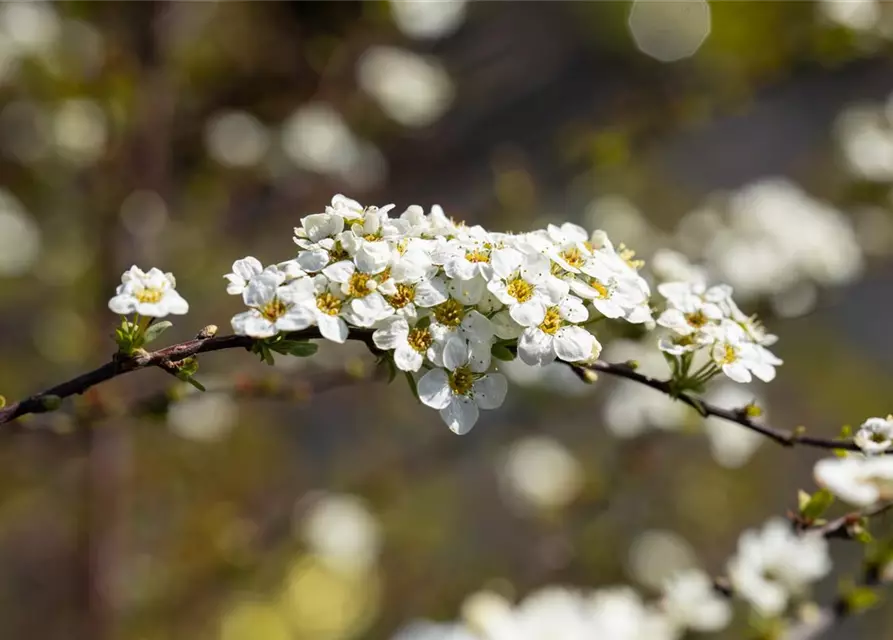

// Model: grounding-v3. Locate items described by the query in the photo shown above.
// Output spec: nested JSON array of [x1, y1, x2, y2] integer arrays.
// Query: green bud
[[39, 395, 62, 412], [0, 395, 5, 409], [843, 585, 880, 614]]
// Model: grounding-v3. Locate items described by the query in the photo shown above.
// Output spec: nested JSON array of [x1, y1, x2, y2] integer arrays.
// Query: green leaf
[[404, 371, 420, 403], [800, 488, 835, 521], [415, 315, 431, 330], [271, 340, 319, 358], [143, 321, 173, 344], [0, 395, 5, 409], [183, 377, 206, 392], [491, 343, 516, 361], [39, 395, 62, 412]]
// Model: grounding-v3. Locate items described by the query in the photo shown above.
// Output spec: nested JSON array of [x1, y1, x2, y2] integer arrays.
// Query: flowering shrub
[[0, 193, 891, 639]]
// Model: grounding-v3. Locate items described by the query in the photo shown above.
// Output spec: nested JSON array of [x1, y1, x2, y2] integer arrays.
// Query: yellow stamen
[[261, 298, 288, 321], [347, 272, 374, 297], [685, 310, 708, 328], [506, 277, 534, 303], [407, 328, 433, 353], [559, 247, 585, 268], [316, 293, 342, 316], [135, 288, 163, 304], [448, 366, 475, 395], [539, 307, 562, 335], [388, 283, 416, 309], [433, 298, 465, 327]]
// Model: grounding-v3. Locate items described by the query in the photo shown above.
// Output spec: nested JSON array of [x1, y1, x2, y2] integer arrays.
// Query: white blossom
[[854, 415, 893, 455], [727, 517, 831, 617], [230, 271, 314, 338], [814, 455, 893, 507], [660, 569, 731, 633], [108, 265, 188, 317]]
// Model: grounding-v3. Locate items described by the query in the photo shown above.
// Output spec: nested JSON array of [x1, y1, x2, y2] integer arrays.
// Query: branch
[[574, 361, 860, 452], [0, 329, 864, 454]]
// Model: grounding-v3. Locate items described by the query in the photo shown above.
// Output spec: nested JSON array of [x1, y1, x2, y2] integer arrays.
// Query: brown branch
[[0, 328, 863, 454]]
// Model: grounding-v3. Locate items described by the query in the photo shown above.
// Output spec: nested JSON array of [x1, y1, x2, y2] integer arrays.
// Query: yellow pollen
[[719, 343, 738, 365], [364, 233, 378, 242], [589, 279, 610, 299], [316, 293, 342, 316], [433, 298, 465, 327], [685, 310, 708, 328], [465, 249, 490, 263], [347, 272, 374, 297], [407, 327, 433, 353], [506, 277, 534, 303], [388, 283, 416, 309], [448, 366, 475, 396], [260, 298, 288, 321], [618, 243, 644, 270], [560, 247, 585, 268], [135, 288, 163, 304], [539, 307, 562, 335]]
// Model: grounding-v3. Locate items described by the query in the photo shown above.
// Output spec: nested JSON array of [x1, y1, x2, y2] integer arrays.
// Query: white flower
[[373, 316, 435, 372], [108, 265, 189, 317], [814, 456, 893, 507], [230, 272, 315, 338], [708, 321, 781, 383], [418, 336, 507, 434], [660, 569, 731, 633], [854, 415, 893, 455], [299, 274, 350, 344], [727, 517, 831, 617], [322, 260, 394, 327], [487, 247, 568, 325], [516, 296, 600, 366], [588, 587, 677, 640]]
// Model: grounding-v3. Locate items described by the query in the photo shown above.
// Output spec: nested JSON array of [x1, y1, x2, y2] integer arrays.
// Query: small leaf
[[800, 488, 835, 521], [416, 315, 431, 330], [183, 377, 206, 392], [271, 340, 319, 358], [404, 371, 420, 403], [491, 343, 515, 362], [798, 490, 811, 513], [143, 321, 173, 344], [0, 395, 5, 409]]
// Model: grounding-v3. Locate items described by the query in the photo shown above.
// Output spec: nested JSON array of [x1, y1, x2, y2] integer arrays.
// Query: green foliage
[[798, 488, 834, 522]]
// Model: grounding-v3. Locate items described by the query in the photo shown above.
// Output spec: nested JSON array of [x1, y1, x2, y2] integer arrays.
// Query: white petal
[[231, 311, 276, 338], [108, 294, 136, 315], [553, 326, 594, 363], [414, 277, 449, 307], [518, 328, 556, 366], [275, 307, 315, 332], [559, 296, 588, 323], [322, 260, 355, 283], [448, 276, 485, 305], [443, 336, 469, 371], [317, 314, 348, 343], [490, 248, 523, 279], [373, 316, 409, 350], [355, 241, 391, 274], [439, 396, 480, 435], [418, 369, 453, 409], [509, 299, 546, 327], [242, 273, 278, 307], [394, 345, 424, 372], [296, 249, 330, 272], [473, 374, 507, 410], [162, 291, 189, 315], [232, 257, 263, 280]]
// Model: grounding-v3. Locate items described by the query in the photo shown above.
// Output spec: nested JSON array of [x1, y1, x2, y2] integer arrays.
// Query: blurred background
[[1, 1, 893, 638]]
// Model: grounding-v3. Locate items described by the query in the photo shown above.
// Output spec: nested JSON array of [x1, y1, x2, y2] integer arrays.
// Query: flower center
[[315, 293, 342, 316], [506, 276, 534, 303], [560, 247, 585, 268], [135, 288, 163, 304], [719, 343, 738, 365], [539, 307, 562, 335], [433, 298, 465, 327], [588, 278, 610, 300], [685, 310, 708, 328], [388, 283, 416, 309], [260, 298, 288, 321], [448, 366, 475, 395], [407, 327, 433, 353], [871, 432, 890, 444], [465, 244, 492, 263], [329, 241, 349, 263], [347, 272, 375, 297]]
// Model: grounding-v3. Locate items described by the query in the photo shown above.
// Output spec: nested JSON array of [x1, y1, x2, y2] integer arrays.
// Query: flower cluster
[[656, 280, 782, 385], [813, 415, 893, 507], [392, 513, 832, 640], [224, 194, 656, 434]]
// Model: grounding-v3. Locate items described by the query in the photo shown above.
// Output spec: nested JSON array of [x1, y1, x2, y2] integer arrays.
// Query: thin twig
[[0, 328, 863, 453]]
